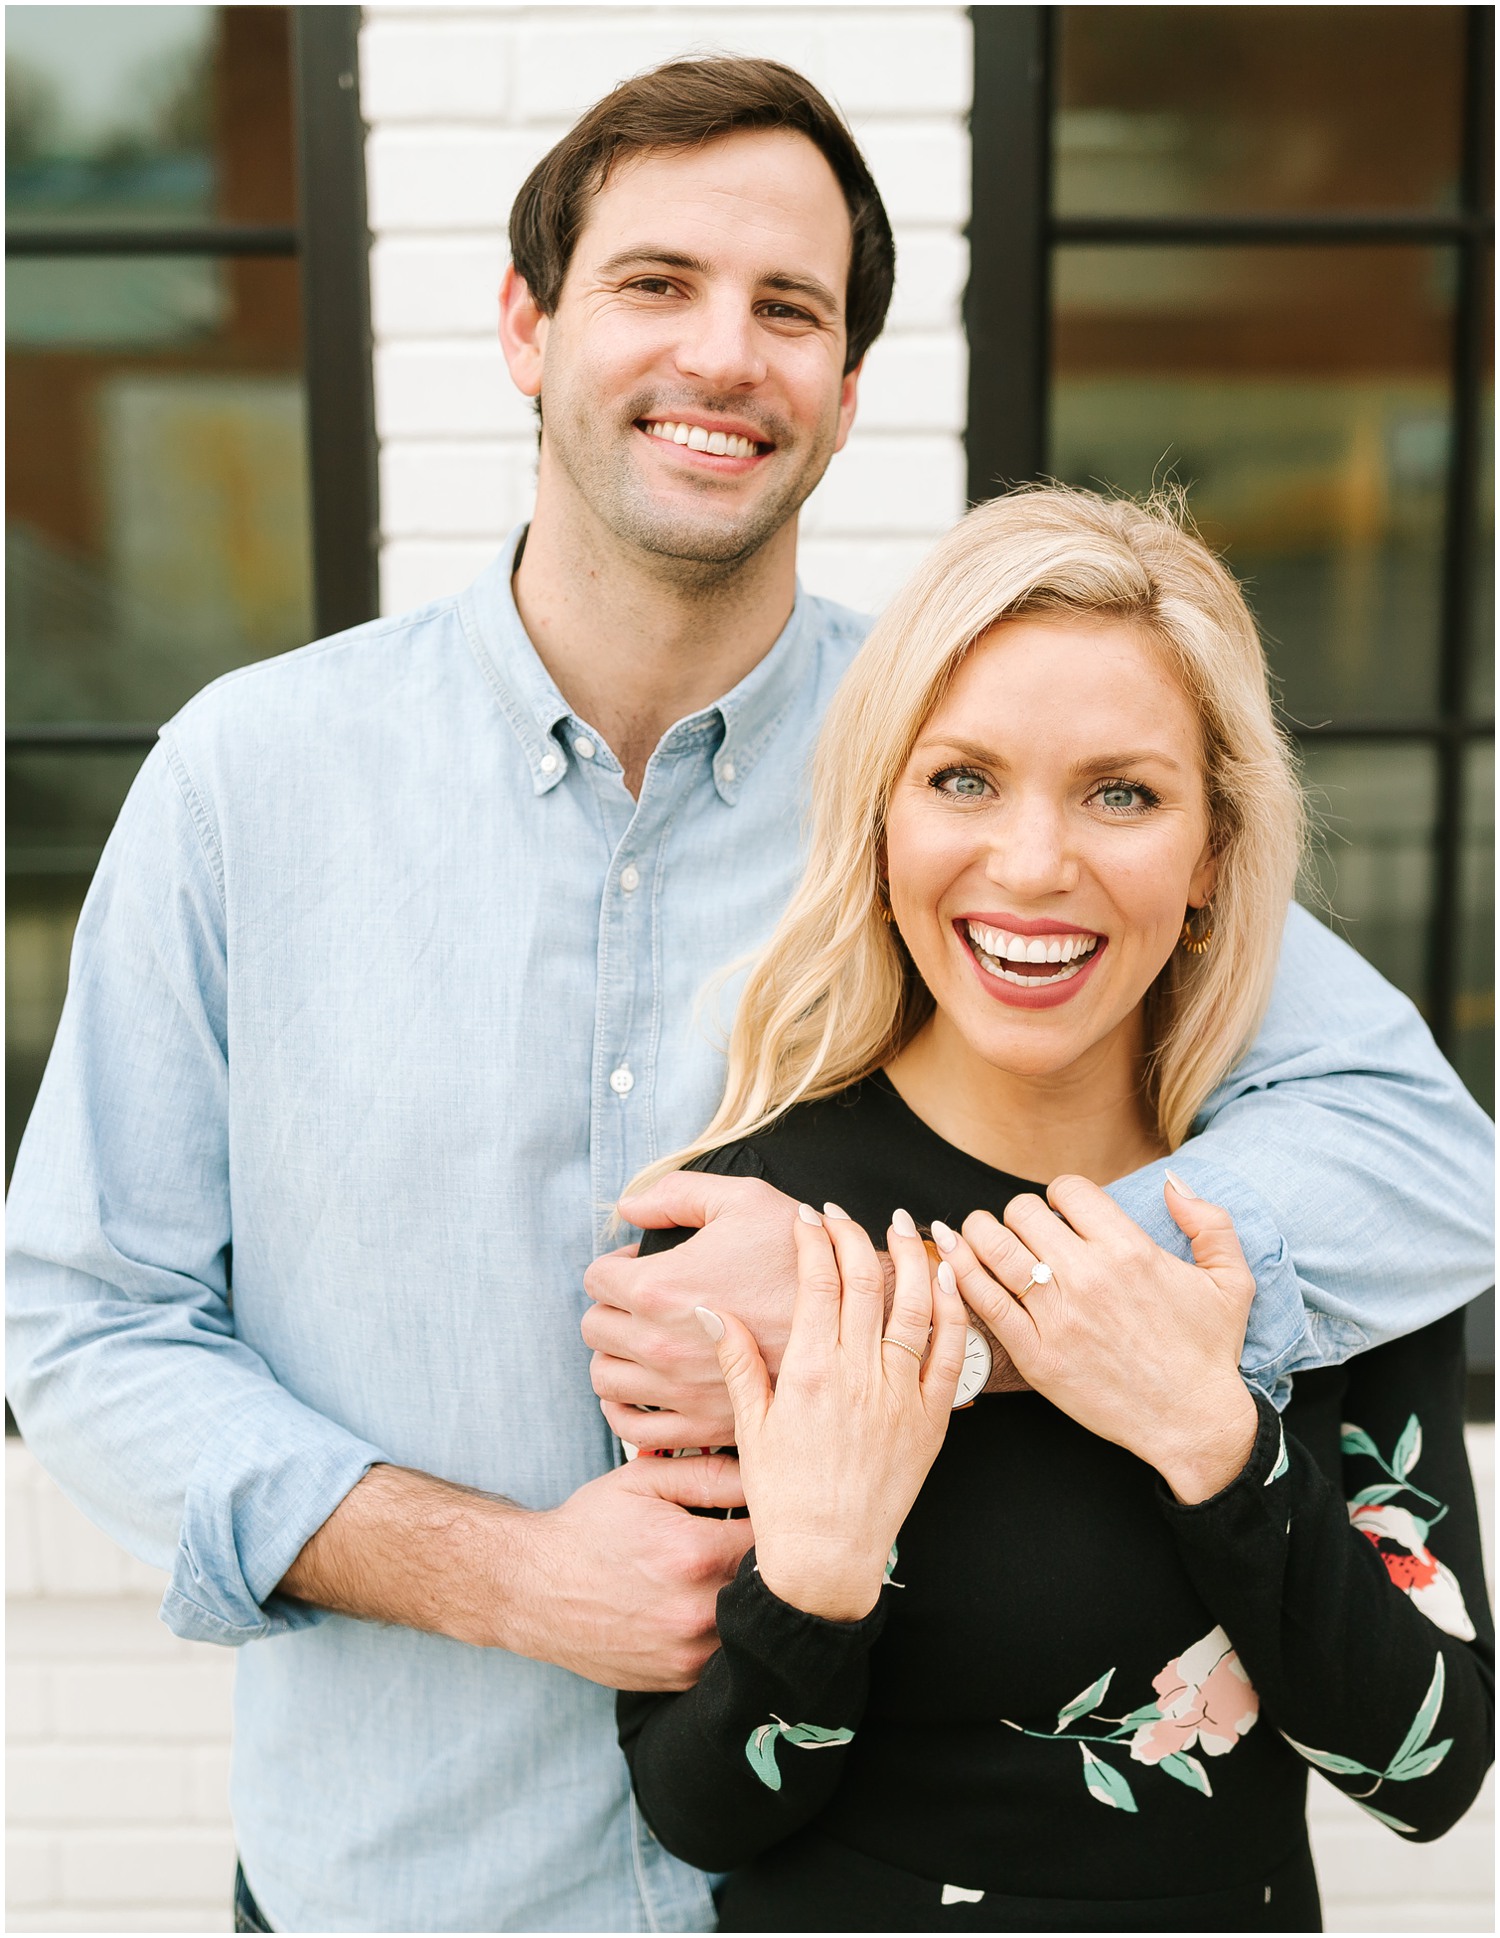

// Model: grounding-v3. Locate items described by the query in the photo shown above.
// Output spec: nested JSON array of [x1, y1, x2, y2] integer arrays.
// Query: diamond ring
[[1015, 1260, 1053, 1303]]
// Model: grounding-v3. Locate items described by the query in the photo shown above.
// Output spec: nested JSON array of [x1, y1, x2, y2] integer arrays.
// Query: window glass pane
[[1454, 740, 1494, 1115], [6, 748, 151, 1179], [6, 254, 310, 726], [6, 6, 294, 232], [1054, 6, 1465, 217], [1296, 740, 1437, 1009], [1050, 246, 1451, 725]]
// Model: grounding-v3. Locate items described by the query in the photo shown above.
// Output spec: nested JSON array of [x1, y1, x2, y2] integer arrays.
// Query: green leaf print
[[1388, 1739, 1453, 1783], [1392, 1414, 1423, 1480], [1387, 1655, 1445, 1774], [743, 1717, 855, 1792], [1157, 1751, 1213, 1797], [746, 1723, 783, 1791], [1079, 1744, 1138, 1813], [1356, 1800, 1418, 1835], [1340, 1423, 1383, 1463], [1279, 1733, 1376, 1778], [1350, 1483, 1407, 1508], [1265, 1423, 1289, 1485], [1055, 1668, 1115, 1733]]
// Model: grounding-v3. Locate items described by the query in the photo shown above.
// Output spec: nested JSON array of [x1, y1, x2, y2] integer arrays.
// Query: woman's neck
[[883, 1011, 1166, 1187]]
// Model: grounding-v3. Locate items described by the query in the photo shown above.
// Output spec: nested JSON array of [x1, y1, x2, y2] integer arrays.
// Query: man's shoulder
[[803, 590, 874, 666]]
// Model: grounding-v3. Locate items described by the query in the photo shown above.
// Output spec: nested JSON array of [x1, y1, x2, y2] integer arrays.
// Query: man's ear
[[832, 359, 862, 456], [499, 265, 548, 397]]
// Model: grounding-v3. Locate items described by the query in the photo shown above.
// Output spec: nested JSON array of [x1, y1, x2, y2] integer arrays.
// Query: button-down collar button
[[720, 760, 737, 783], [620, 864, 641, 893], [539, 752, 560, 775], [609, 1066, 634, 1095], [573, 736, 596, 760]]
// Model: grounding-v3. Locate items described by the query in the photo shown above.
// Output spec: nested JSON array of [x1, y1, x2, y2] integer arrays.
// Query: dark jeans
[[233, 1863, 274, 1933]]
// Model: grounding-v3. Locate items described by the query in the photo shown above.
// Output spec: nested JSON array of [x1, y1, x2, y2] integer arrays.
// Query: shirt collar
[[459, 523, 820, 803]]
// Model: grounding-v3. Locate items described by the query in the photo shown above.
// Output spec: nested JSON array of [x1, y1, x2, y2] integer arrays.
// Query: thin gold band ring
[[880, 1335, 925, 1363]]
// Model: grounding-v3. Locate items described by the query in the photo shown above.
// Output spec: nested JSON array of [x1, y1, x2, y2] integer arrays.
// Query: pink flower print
[[1130, 1626, 1259, 1766], [1349, 1501, 1476, 1642]]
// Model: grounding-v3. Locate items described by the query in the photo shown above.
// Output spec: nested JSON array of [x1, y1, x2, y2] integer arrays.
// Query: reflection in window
[[1456, 741, 1495, 1113], [1051, 246, 1452, 724], [1297, 741, 1437, 1008], [1054, 7, 1465, 217]]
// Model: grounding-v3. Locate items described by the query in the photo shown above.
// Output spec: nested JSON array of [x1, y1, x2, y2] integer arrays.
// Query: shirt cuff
[[716, 1548, 889, 1684], [160, 1395, 388, 1645], [1155, 1387, 1287, 1525]]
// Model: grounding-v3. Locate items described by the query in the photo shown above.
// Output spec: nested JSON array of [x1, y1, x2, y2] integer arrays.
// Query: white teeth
[[965, 922, 1099, 971], [973, 950, 1090, 989], [647, 420, 759, 458]]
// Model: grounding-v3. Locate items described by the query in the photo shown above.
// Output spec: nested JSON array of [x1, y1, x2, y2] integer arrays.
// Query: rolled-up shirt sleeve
[[1107, 904, 1495, 1404], [6, 739, 387, 1644]]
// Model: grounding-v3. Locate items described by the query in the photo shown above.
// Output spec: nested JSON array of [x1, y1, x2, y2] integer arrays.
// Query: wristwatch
[[952, 1324, 992, 1408]]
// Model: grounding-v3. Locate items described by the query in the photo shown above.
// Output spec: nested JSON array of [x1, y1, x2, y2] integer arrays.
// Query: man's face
[[516, 128, 860, 571]]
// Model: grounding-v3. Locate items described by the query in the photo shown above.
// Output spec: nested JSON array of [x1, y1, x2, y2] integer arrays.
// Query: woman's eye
[[930, 767, 988, 799], [1093, 779, 1159, 813]]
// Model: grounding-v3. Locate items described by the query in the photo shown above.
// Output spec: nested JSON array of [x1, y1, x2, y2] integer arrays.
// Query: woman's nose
[[983, 803, 1079, 898]]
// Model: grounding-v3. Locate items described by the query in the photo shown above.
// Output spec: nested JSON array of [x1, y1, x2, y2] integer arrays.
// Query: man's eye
[[760, 303, 816, 324], [627, 278, 677, 296]]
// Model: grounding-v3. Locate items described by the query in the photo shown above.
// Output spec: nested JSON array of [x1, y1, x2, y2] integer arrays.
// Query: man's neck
[[512, 491, 799, 796]]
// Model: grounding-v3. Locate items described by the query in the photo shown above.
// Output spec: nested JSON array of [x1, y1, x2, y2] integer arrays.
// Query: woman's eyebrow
[[913, 734, 1189, 776]]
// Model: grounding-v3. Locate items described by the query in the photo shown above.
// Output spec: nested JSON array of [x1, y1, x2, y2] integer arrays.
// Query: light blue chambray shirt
[[7, 530, 1494, 1932]]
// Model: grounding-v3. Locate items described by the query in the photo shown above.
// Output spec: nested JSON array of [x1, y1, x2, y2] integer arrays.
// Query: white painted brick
[[53, 1662, 234, 1744], [1325, 1902, 1494, 1934], [885, 227, 968, 335], [801, 432, 964, 537], [854, 121, 970, 227], [511, 17, 828, 125], [10, 1907, 232, 1933], [380, 539, 503, 616], [855, 332, 967, 433], [371, 235, 506, 338], [7, 1444, 41, 1595], [7, 1662, 51, 1741], [821, 13, 972, 115], [360, 18, 513, 122], [379, 439, 535, 538], [59, 1827, 236, 1905], [6, 1831, 56, 1908], [9, 1746, 188, 1826], [375, 340, 535, 438], [366, 126, 557, 234], [796, 535, 935, 617], [188, 1743, 232, 1824], [7, 1597, 188, 1661], [33, 1480, 133, 1598]]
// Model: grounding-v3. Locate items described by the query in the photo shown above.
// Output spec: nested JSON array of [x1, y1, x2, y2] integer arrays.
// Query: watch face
[[952, 1325, 992, 1407]]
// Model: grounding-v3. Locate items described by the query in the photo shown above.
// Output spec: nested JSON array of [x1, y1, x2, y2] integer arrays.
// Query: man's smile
[[636, 414, 775, 468]]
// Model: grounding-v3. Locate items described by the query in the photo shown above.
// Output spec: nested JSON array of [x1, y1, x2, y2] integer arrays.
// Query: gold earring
[[1179, 908, 1214, 955], [876, 887, 895, 926]]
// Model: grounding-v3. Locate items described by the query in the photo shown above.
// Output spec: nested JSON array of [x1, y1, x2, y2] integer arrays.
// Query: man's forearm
[[278, 1462, 530, 1648]]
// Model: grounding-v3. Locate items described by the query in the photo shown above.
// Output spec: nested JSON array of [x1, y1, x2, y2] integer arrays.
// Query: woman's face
[[883, 613, 1217, 1084]]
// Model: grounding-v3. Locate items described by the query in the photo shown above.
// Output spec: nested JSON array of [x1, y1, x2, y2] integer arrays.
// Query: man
[[6, 56, 1492, 1936]]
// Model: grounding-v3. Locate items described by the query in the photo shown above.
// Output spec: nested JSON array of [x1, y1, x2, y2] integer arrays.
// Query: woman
[[614, 487, 1493, 1932]]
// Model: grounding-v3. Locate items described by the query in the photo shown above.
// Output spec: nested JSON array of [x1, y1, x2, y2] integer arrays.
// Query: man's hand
[[583, 1172, 801, 1449], [278, 1454, 752, 1690]]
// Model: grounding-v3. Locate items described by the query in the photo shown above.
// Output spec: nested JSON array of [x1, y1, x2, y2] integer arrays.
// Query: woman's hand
[[696, 1205, 967, 1621], [933, 1172, 1259, 1504]]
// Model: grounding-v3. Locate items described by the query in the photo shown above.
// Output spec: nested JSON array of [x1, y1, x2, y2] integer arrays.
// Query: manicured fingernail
[[1164, 1169, 1198, 1199], [797, 1202, 823, 1226], [930, 1219, 957, 1253], [824, 1201, 851, 1220], [694, 1306, 725, 1341], [891, 1207, 918, 1238], [937, 1261, 958, 1297]]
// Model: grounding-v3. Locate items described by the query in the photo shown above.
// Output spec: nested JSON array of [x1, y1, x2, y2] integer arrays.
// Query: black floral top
[[618, 1077, 1495, 1933]]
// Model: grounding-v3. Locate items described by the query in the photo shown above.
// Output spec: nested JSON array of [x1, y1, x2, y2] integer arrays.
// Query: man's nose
[[673, 295, 766, 391]]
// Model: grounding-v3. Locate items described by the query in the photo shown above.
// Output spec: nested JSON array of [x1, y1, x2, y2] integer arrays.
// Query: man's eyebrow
[[594, 250, 841, 314]]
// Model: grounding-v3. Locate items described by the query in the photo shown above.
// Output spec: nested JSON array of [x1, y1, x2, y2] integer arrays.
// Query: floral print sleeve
[[1161, 1308, 1494, 1840], [617, 1550, 883, 1871]]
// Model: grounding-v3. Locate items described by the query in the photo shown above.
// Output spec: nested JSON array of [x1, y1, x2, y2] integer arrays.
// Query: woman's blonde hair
[[632, 484, 1304, 1193]]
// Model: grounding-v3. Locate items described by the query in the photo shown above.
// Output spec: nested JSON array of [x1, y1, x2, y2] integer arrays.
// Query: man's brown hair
[[508, 57, 895, 374]]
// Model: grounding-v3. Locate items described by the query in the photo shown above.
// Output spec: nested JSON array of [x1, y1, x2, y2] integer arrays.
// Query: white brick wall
[[8, 1432, 1492, 1931], [360, 4, 973, 620]]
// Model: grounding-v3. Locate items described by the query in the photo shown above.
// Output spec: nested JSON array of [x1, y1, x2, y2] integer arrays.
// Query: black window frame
[[966, 5, 1496, 1412]]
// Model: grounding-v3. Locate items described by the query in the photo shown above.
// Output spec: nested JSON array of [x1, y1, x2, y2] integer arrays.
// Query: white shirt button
[[620, 864, 641, 893], [609, 1066, 634, 1096], [720, 760, 736, 783], [539, 753, 560, 775], [573, 736, 596, 760]]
